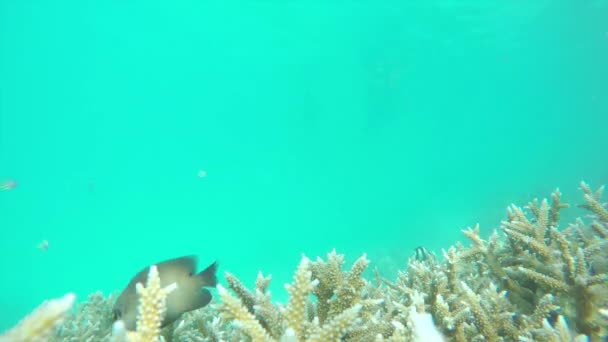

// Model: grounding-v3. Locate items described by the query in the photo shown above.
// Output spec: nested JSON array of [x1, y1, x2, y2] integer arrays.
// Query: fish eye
[[112, 309, 122, 320]]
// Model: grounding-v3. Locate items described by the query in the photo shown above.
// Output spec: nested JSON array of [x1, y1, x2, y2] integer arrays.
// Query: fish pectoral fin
[[174, 288, 212, 313], [195, 289, 213, 308]]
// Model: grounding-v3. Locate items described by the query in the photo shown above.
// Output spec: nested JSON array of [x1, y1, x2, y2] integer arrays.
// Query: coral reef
[[1, 181, 607, 341]]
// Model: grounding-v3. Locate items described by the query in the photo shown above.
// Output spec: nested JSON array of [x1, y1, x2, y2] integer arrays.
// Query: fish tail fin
[[197, 261, 218, 287]]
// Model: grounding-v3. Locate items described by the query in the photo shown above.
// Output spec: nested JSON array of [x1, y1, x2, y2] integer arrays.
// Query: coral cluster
[[384, 182, 608, 341], [1, 181, 607, 341], [49, 292, 115, 341], [216, 253, 382, 341]]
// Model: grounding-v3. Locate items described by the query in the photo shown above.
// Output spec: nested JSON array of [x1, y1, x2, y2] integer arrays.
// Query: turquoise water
[[0, 0, 606, 330]]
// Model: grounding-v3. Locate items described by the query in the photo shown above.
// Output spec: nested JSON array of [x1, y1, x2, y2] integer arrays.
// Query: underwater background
[[0, 0, 606, 331]]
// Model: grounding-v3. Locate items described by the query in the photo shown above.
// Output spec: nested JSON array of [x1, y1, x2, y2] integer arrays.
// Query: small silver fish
[[112, 255, 218, 330]]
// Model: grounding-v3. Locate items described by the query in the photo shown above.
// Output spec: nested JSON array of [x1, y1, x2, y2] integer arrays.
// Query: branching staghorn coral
[[0, 293, 76, 342], [166, 305, 226, 342], [382, 183, 608, 341], [215, 251, 430, 342], [32, 181, 608, 341], [499, 183, 608, 339], [111, 265, 177, 342], [217, 254, 369, 342], [50, 291, 115, 342]]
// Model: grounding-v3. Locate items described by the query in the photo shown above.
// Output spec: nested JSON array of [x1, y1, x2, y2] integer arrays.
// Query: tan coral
[[283, 256, 319, 340], [217, 284, 272, 342], [218, 254, 376, 342], [0, 293, 76, 342], [38, 182, 608, 341], [111, 265, 177, 342]]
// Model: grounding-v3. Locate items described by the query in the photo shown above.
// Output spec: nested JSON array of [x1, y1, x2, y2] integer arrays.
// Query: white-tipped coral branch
[[217, 284, 272, 342], [111, 265, 177, 342], [0, 293, 76, 342]]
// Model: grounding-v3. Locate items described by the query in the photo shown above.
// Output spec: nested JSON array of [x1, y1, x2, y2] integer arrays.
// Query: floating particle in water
[[0, 179, 17, 190], [198, 170, 208, 178], [37, 240, 49, 251]]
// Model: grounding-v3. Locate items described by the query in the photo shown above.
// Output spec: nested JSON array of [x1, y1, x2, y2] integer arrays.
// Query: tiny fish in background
[[37, 240, 49, 251], [112, 255, 218, 330], [0, 179, 17, 190]]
